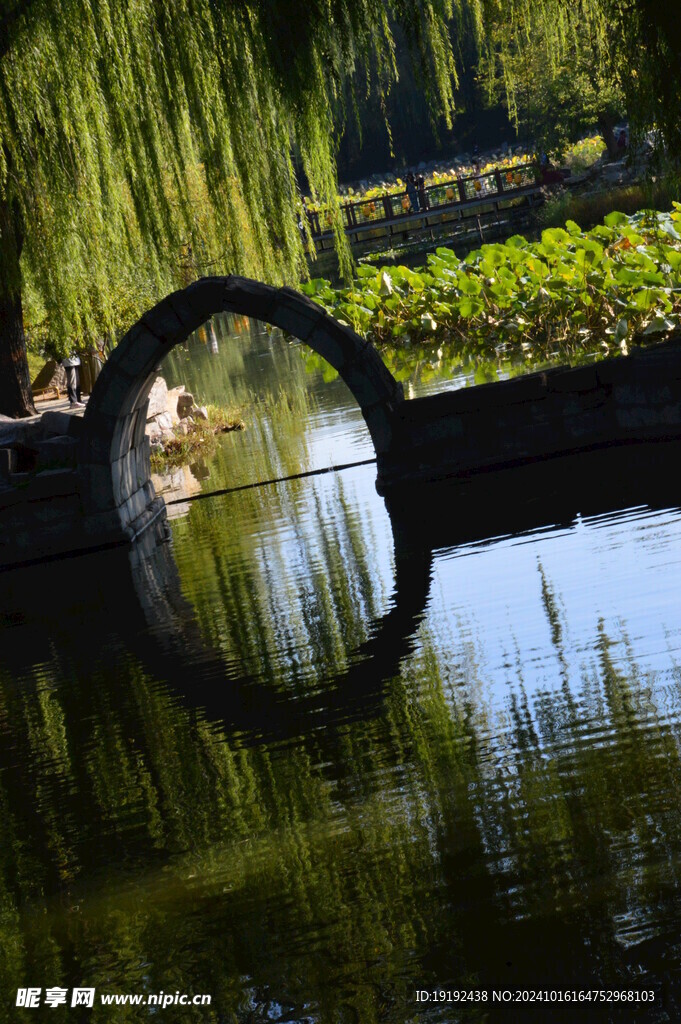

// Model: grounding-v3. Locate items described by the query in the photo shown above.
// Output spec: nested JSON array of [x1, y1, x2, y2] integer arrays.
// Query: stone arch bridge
[[79, 275, 404, 544], [3, 275, 681, 568]]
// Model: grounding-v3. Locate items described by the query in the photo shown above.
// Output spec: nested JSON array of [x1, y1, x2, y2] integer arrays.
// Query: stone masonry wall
[[377, 335, 681, 490]]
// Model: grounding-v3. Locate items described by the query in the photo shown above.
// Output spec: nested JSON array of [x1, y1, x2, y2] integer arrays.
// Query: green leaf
[[379, 271, 393, 296], [604, 211, 629, 227], [458, 297, 484, 318]]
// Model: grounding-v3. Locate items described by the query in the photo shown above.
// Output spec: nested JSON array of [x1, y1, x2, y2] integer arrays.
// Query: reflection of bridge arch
[[80, 276, 403, 538]]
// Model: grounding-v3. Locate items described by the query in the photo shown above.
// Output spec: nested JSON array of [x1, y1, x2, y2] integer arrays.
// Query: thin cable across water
[[164, 457, 377, 506]]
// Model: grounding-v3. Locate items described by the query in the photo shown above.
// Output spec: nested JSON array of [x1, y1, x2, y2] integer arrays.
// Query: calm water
[[3, 317, 681, 1021]]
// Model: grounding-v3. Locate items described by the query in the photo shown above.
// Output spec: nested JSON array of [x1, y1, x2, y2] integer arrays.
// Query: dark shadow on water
[[3, 441, 681, 749]]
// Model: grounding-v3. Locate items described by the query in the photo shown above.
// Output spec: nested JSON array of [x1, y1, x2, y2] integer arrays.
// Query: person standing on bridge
[[417, 173, 429, 210], [405, 173, 420, 212]]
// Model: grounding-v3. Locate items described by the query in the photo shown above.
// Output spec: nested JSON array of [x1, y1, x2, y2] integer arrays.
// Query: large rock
[[177, 392, 195, 419], [155, 411, 174, 433], [146, 376, 168, 420], [166, 385, 185, 422]]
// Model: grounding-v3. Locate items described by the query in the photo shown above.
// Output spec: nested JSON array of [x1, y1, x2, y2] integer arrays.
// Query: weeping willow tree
[[0, 0, 465, 417], [478, 0, 681, 159], [3, 1, 680, 418], [477, 0, 624, 156]]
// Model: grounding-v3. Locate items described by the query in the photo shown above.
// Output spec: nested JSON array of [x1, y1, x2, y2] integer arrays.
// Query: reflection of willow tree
[[172, 469, 391, 689], [161, 317, 297, 422], [160, 316, 368, 493], [164, 320, 390, 684], [2, 549, 681, 1018]]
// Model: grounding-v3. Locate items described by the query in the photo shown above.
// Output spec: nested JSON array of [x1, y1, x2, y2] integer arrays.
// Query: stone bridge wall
[[378, 335, 681, 489]]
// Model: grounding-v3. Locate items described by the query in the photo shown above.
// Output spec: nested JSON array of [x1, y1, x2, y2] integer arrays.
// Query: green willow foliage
[[477, 0, 622, 155], [479, 0, 681, 156], [0, 0, 462, 352], [1, 1, 678, 362]]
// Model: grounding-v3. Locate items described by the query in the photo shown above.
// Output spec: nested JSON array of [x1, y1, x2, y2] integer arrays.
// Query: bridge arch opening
[[80, 276, 403, 538]]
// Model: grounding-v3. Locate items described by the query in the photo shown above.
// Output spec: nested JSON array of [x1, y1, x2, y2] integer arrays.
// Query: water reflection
[[2, 319, 681, 1021]]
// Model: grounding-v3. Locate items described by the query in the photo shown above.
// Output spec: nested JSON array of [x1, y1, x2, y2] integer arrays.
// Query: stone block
[[146, 376, 169, 419], [131, 409, 146, 449], [78, 464, 118, 512], [193, 406, 208, 421], [363, 404, 395, 454], [112, 449, 138, 504], [614, 405, 662, 430], [271, 290, 326, 340], [111, 455, 124, 504], [114, 323, 164, 378], [123, 486, 150, 527], [78, 413, 119, 465], [494, 372, 552, 408], [8, 471, 30, 486], [81, 508, 128, 541], [125, 495, 166, 541], [166, 289, 214, 339], [340, 351, 403, 411], [279, 286, 329, 319], [111, 412, 138, 457], [135, 438, 152, 483], [595, 359, 632, 387], [35, 436, 79, 469], [340, 363, 387, 410], [222, 276, 278, 321], [41, 410, 84, 438], [401, 413, 466, 452], [24, 493, 80, 525], [660, 401, 681, 427], [307, 318, 370, 370], [562, 407, 611, 440], [84, 363, 137, 420], [548, 364, 599, 394], [183, 277, 231, 323], [25, 468, 80, 500], [141, 296, 185, 345], [142, 479, 157, 504]]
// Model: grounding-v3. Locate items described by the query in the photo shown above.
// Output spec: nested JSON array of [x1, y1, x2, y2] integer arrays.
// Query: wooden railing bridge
[[306, 161, 569, 251]]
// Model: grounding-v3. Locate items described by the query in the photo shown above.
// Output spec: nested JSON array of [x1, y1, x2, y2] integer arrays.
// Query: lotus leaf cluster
[[302, 207, 681, 366]]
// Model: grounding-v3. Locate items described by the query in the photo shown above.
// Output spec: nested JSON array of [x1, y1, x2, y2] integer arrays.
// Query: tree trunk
[[598, 117, 619, 161], [0, 193, 35, 418]]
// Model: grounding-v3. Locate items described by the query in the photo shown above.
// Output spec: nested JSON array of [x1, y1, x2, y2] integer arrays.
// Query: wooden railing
[[305, 161, 547, 238]]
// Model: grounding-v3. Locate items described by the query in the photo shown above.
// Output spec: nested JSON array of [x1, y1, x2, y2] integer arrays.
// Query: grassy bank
[[150, 405, 244, 471]]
